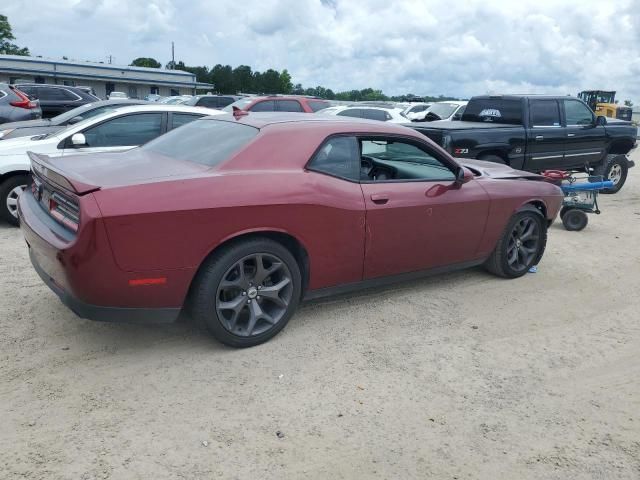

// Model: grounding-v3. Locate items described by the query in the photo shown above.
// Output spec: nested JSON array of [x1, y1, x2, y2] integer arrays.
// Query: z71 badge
[[454, 148, 469, 155]]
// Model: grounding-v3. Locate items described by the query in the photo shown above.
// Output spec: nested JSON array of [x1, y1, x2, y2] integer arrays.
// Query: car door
[[525, 99, 566, 171], [60, 112, 165, 156], [359, 136, 490, 279], [562, 99, 607, 168]]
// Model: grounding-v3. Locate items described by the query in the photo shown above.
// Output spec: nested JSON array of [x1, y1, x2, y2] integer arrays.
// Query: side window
[[337, 108, 361, 118], [37, 87, 70, 101], [361, 109, 387, 122], [564, 100, 594, 126], [249, 100, 275, 112], [276, 100, 304, 112], [307, 136, 359, 181], [218, 97, 235, 108], [197, 97, 218, 108], [530, 100, 561, 127], [81, 113, 163, 148], [17, 86, 36, 97], [360, 138, 456, 182], [170, 113, 203, 130]]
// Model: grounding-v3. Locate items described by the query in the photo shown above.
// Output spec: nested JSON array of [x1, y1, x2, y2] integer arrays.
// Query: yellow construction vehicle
[[578, 90, 633, 121]]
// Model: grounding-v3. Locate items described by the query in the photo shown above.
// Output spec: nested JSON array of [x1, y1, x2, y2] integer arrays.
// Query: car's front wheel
[[190, 238, 302, 347], [0, 174, 29, 226], [601, 156, 628, 194], [484, 206, 547, 278]]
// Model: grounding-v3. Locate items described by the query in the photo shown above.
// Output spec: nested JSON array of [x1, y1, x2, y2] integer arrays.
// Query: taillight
[[10, 88, 38, 109], [48, 191, 80, 232]]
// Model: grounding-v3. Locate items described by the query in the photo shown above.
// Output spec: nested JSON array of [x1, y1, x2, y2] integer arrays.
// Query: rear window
[[308, 100, 331, 112], [141, 119, 258, 167], [461, 98, 523, 124]]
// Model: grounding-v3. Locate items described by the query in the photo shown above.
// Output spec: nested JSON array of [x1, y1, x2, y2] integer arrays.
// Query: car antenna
[[232, 106, 248, 119]]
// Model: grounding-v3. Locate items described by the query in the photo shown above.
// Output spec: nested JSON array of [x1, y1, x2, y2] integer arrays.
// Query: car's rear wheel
[[190, 238, 302, 347], [484, 207, 547, 278], [0, 174, 29, 226]]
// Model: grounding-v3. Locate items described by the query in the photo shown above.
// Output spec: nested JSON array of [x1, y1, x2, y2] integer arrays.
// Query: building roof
[[0, 54, 214, 88]]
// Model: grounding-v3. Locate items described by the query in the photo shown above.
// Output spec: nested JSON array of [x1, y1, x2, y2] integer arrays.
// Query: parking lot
[[0, 150, 638, 479]]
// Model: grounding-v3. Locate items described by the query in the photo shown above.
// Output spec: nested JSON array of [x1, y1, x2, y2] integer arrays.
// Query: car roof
[[199, 111, 416, 133], [470, 94, 568, 101], [105, 104, 220, 115]]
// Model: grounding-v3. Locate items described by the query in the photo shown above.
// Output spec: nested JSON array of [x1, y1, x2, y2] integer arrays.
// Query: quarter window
[[336, 108, 361, 118], [564, 100, 594, 126], [308, 136, 359, 181], [360, 138, 456, 182], [530, 100, 561, 127], [81, 113, 163, 147], [308, 100, 331, 112]]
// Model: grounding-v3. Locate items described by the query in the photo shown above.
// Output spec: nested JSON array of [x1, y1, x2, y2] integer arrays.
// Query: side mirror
[[596, 115, 607, 126], [452, 113, 462, 121], [455, 167, 474, 185], [70, 133, 87, 146], [66, 116, 83, 125]]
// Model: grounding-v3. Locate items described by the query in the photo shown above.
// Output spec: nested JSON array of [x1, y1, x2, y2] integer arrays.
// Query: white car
[[107, 91, 128, 99], [316, 105, 407, 123], [412, 101, 468, 122], [403, 103, 432, 121], [0, 104, 222, 225]]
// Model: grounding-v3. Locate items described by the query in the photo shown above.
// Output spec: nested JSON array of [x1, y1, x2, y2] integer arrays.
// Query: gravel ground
[[1, 151, 639, 480]]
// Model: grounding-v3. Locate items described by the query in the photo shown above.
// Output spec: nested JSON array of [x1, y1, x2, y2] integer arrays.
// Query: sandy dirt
[[1, 151, 639, 480]]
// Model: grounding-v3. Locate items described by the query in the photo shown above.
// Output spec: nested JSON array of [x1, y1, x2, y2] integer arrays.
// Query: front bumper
[[29, 249, 180, 324]]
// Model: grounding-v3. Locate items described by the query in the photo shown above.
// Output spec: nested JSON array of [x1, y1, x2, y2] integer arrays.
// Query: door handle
[[535, 135, 544, 141], [370, 193, 389, 205], [567, 133, 575, 137]]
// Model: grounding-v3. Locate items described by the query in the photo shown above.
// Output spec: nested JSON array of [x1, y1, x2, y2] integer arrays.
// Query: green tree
[[210, 64, 234, 93], [232, 65, 253, 92], [279, 69, 293, 94], [261, 69, 282, 93], [0, 15, 29, 56], [291, 83, 304, 95], [130, 57, 161, 68], [624, 99, 633, 107]]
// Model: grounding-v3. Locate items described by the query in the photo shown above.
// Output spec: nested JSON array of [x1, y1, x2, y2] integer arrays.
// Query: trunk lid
[[28, 149, 210, 194]]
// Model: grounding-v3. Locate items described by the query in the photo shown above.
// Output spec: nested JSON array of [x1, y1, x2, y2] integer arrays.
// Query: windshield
[[425, 103, 458, 119], [223, 98, 256, 112], [141, 119, 259, 166], [51, 103, 96, 125]]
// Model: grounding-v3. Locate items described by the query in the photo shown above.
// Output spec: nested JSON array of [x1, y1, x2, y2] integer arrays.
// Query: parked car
[[407, 95, 638, 193], [0, 99, 148, 141], [0, 104, 220, 225], [0, 83, 42, 125], [76, 86, 97, 97], [317, 104, 407, 123], [411, 101, 468, 122], [403, 102, 432, 121], [19, 113, 563, 348], [144, 94, 162, 102], [107, 91, 128, 99], [184, 95, 245, 110], [16, 84, 99, 118], [223, 96, 330, 113]]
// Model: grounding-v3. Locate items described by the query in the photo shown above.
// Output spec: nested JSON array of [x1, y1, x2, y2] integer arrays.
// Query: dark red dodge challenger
[[19, 113, 563, 347]]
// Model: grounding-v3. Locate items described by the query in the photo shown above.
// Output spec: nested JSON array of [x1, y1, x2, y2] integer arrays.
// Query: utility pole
[[171, 42, 175, 69], [107, 55, 113, 64]]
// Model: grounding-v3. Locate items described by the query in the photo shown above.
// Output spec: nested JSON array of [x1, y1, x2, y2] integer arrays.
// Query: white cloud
[[3, 0, 639, 102]]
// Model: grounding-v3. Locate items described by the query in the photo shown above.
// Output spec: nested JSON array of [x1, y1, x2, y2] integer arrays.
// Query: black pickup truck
[[407, 95, 637, 192]]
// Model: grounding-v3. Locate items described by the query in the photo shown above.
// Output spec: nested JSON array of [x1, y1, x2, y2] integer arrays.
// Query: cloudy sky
[[4, 0, 639, 101]]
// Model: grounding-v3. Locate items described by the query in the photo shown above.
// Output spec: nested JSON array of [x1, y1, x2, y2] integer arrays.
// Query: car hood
[[0, 125, 60, 140], [29, 149, 210, 194], [0, 134, 59, 155], [459, 158, 543, 180]]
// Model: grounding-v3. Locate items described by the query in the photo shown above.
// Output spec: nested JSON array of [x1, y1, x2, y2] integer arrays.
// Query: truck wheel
[[601, 156, 628, 194], [477, 154, 506, 165], [0, 174, 29, 227], [561, 209, 588, 231]]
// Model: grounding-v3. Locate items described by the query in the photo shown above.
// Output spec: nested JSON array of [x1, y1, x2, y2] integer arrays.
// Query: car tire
[[601, 156, 628, 194], [561, 208, 588, 231], [189, 238, 302, 348], [477, 154, 506, 165], [484, 206, 547, 278], [0, 174, 29, 227]]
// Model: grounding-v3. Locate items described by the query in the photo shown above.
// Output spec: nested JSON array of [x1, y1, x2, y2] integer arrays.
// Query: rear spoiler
[[28, 151, 100, 195]]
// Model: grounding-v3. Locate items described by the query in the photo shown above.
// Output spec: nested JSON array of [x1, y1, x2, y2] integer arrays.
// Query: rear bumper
[[29, 248, 180, 324]]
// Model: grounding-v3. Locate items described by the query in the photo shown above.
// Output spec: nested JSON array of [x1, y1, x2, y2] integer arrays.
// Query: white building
[[0, 54, 213, 99]]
